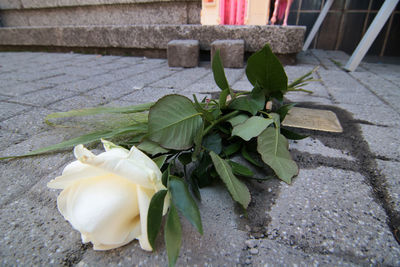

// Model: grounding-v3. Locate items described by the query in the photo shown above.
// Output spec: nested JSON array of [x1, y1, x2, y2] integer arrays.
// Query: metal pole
[[344, 0, 399, 72]]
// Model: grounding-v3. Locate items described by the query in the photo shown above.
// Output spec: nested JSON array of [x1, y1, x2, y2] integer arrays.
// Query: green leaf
[[165, 203, 182, 267], [288, 66, 318, 89], [202, 132, 222, 154], [0, 124, 147, 160], [188, 174, 201, 200], [191, 152, 213, 188], [209, 151, 251, 209], [212, 50, 230, 91], [193, 95, 214, 122], [228, 90, 265, 115], [162, 165, 170, 187], [281, 128, 308, 140], [101, 139, 124, 151], [257, 127, 298, 183], [246, 44, 288, 100], [138, 139, 169, 156], [241, 146, 263, 168], [178, 152, 192, 166], [148, 95, 203, 150], [223, 142, 241, 157], [211, 108, 222, 120], [270, 112, 281, 128], [169, 176, 203, 234], [232, 116, 273, 141], [228, 114, 249, 127], [192, 122, 204, 160], [153, 154, 168, 169], [45, 102, 153, 125], [147, 190, 168, 250], [217, 125, 230, 135], [276, 103, 296, 123], [219, 88, 230, 109], [229, 161, 254, 177]]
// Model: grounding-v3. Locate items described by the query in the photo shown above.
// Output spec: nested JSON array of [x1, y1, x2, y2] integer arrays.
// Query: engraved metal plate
[[282, 107, 343, 133]]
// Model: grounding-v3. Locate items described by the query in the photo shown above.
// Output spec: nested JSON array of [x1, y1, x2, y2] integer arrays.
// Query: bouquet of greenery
[[2, 44, 316, 266]]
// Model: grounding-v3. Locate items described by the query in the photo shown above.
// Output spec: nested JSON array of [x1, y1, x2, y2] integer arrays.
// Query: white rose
[[47, 140, 169, 251]]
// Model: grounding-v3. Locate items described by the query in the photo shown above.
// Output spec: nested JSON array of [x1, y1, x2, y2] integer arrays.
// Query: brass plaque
[[282, 107, 343, 133]]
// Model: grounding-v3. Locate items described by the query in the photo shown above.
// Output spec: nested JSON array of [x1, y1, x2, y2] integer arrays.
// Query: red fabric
[[278, 0, 287, 21]]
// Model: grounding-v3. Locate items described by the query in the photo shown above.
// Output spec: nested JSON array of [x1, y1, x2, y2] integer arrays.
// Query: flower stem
[[203, 110, 240, 136]]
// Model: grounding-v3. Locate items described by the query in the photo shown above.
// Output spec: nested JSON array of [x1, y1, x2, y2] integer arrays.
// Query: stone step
[[0, 24, 305, 62], [0, 0, 200, 27]]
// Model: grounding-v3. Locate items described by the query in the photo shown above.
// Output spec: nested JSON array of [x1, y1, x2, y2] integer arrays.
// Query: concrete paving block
[[338, 103, 400, 127], [28, 52, 80, 64], [0, 130, 26, 150], [0, 196, 82, 266], [121, 86, 179, 104], [290, 137, 354, 161], [249, 239, 355, 266], [110, 56, 146, 66], [0, 107, 53, 136], [232, 78, 253, 91], [265, 167, 400, 265], [59, 75, 117, 93], [318, 69, 383, 106], [360, 124, 400, 161], [284, 93, 333, 105], [0, 69, 65, 83], [150, 67, 209, 90], [61, 65, 110, 78], [8, 87, 78, 107], [47, 94, 108, 111], [211, 40, 245, 68], [360, 62, 400, 87], [284, 65, 315, 81], [0, 155, 66, 207], [109, 62, 177, 81], [76, 185, 248, 266], [87, 80, 148, 102], [224, 67, 245, 84], [0, 101, 30, 121], [376, 160, 400, 213], [350, 71, 400, 113], [0, 81, 55, 97], [167, 40, 199, 68], [0, 127, 78, 158], [183, 72, 220, 93], [296, 50, 320, 65], [310, 49, 348, 70], [0, 94, 10, 101], [185, 67, 244, 93], [113, 64, 177, 90], [41, 73, 87, 85], [289, 78, 330, 99]]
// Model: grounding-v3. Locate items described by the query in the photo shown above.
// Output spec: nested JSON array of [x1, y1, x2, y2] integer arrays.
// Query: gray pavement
[[0, 50, 399, 266]]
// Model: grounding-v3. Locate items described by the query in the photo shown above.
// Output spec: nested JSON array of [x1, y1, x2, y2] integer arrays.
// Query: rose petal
[[57, 174, 142, 247], [136, 185, 155, 251], [128, 146, 162, 177], [47, 164, 107, 189], [74, 145, 155, 189]]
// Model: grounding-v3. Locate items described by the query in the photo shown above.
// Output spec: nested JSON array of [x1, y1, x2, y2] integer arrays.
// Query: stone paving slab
[[360, 124, 400, 161], [376, 160, 400, 213], [263, 167, 400, 266], [0, 50, 399, 266]]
